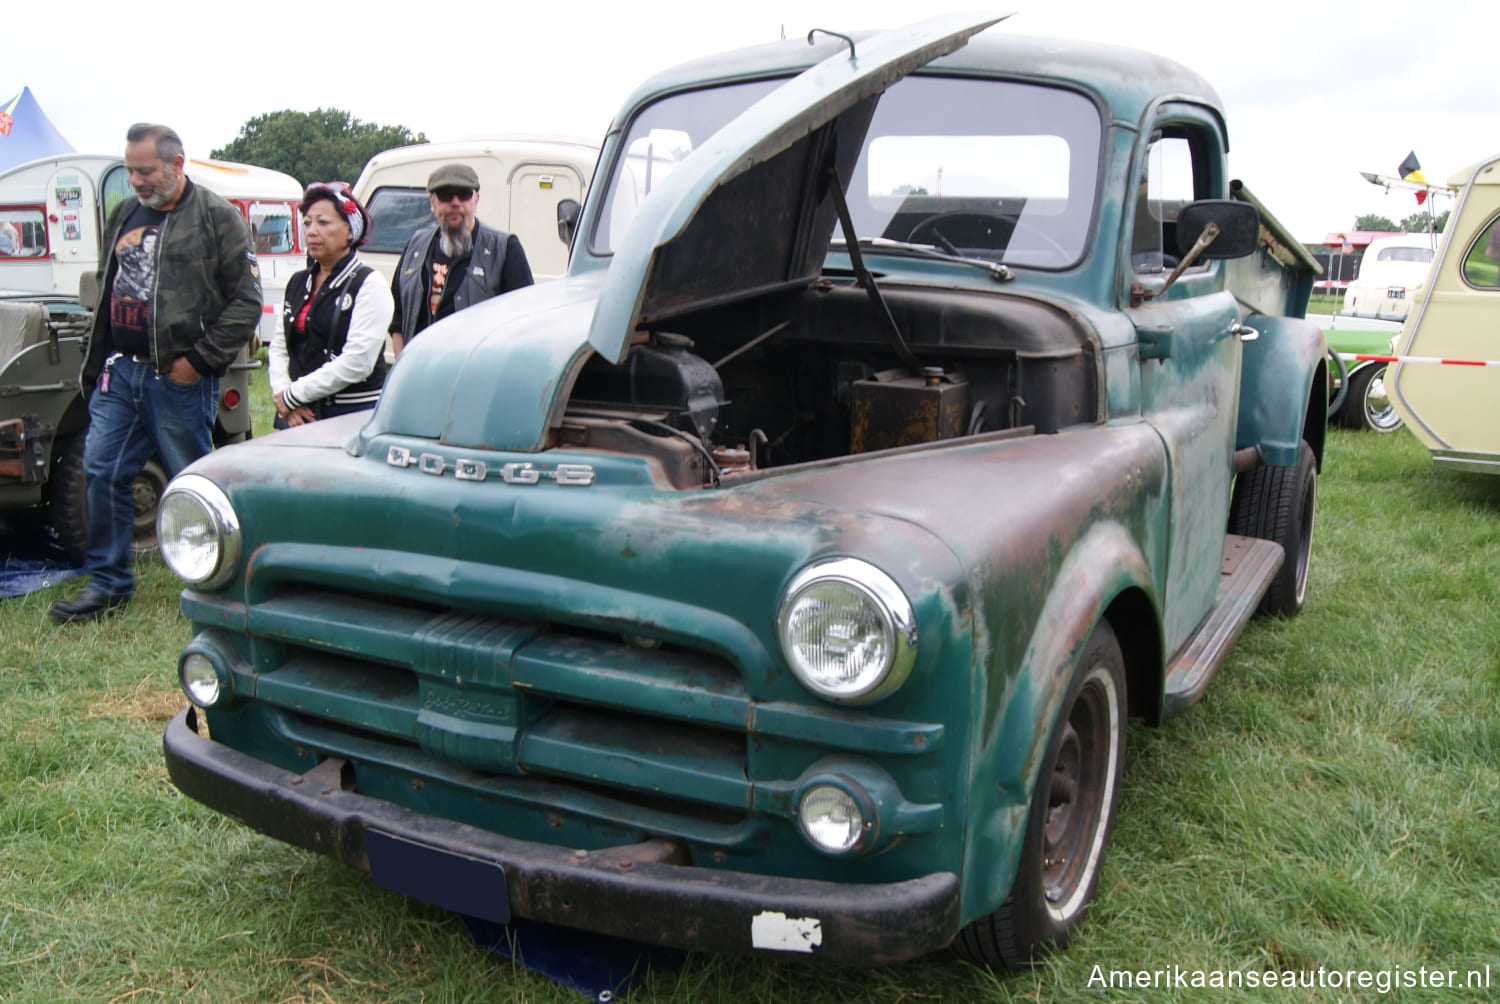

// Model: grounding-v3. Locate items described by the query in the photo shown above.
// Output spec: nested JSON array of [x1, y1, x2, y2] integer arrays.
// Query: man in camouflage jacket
[[51, 123, 261, 624]]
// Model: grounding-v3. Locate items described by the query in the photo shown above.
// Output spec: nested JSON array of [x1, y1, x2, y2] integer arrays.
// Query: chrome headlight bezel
[[776, 557, 918, 704], [156, 474, 241, 589]]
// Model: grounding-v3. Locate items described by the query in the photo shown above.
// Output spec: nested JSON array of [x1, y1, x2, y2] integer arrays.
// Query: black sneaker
[[49, 588, 130, 624]]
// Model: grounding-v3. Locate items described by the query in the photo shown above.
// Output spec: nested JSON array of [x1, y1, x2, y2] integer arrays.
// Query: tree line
[[1353, 210, 1449, 234], [211, 109, 425, 185]]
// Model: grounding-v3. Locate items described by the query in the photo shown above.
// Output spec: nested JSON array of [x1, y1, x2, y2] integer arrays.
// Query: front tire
[[1229, 440, 1316, 617], [1338, 363, 1402, 433], [45, 433, 89, 564], [43, 434, 166, 564], [954, 620, 1127, 968]]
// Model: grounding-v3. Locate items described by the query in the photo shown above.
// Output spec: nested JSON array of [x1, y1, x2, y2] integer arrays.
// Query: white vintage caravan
[[0, 153, 303, 341]]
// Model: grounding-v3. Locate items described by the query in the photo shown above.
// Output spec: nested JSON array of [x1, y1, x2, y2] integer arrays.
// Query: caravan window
[[0, 207, 47, 259], [246, 201, 300, 255], [363, 187, 436, 254], [1461, 216, 1500, 289]]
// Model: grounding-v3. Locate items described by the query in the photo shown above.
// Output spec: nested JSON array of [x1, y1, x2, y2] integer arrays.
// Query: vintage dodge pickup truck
[[159, 14, 1327, 968]]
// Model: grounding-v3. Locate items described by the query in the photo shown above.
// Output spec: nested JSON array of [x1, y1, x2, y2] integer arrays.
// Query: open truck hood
[[586, 12, 1004, 365], [362, 13, 1002, 455]]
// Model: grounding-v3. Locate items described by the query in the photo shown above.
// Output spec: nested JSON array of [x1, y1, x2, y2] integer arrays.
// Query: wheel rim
[[130, 463, 168, 553], [1293, 471, 1316, 606], [1362, 368, 1403, 433], [1042, 666, 1121, 921]]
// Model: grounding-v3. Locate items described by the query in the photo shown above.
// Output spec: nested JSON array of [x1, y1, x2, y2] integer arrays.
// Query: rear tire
[[953, 621, 1126, 968], [1229, 440, 1316, 617]]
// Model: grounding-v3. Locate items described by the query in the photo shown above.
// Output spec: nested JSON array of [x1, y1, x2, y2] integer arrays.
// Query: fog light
[[797, 784, 867, 854], [180, 652, 223, 707]]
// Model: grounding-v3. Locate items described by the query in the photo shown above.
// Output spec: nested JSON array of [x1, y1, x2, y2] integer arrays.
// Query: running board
[[1162, 535, 1283, 719]]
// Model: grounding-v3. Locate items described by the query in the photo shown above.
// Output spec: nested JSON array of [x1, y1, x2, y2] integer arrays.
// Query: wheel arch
[[1238, 314, 1326, 472], [1102, 585, 1165, 727], [958, 520, 1161, 925]]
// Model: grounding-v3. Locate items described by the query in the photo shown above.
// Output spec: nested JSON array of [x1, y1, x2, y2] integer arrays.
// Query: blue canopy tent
[[0, 87, 75, 172]]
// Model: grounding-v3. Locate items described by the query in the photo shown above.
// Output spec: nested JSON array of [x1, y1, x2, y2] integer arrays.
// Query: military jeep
[[0, 288, 255, 561]]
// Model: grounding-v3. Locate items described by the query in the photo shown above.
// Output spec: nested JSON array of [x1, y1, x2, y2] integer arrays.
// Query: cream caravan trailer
[[353, 135, 597, 284]]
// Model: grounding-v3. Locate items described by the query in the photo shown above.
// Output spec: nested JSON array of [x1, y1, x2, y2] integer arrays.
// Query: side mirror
[[1132, 199, 1262, 307], [1176, 199, 1259, 259], [556, 199, 582, 246]]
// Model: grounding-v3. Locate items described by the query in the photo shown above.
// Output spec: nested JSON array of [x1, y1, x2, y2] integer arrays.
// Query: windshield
[[591, 74, 1102, 269], [363, 187, 438, 254]]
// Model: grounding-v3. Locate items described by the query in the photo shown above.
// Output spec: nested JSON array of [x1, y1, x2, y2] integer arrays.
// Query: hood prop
[[826, 165, 921, 370]]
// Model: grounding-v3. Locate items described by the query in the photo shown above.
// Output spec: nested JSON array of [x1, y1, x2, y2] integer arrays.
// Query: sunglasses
[[432, 187, 475, 203]]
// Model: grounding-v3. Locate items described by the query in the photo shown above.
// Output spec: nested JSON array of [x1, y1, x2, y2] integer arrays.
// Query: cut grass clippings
[[1, 426, 1497, 1003]]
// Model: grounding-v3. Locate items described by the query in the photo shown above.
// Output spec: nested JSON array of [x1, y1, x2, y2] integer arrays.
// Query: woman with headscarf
[[270, 181, 392, 427]]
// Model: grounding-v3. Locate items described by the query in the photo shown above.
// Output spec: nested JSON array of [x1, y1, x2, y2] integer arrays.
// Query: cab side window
[[1132, 132, 1204, 274]]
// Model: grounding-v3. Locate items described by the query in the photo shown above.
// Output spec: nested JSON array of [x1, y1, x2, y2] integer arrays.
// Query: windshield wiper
[[830, 237, 1016, 282]]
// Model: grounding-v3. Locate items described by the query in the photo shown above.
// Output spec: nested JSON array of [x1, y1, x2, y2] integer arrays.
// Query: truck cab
[[157, 16, 1327, 969]]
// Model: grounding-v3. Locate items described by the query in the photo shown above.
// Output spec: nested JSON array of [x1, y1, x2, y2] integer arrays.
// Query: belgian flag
[[1399, 151, 1428, 205]]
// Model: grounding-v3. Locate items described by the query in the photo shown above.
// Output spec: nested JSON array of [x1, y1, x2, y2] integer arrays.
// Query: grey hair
[[126, 123, 185, 162]]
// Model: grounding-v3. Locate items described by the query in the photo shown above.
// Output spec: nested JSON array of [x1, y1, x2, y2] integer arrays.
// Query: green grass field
[[3, 425, 1497, 1003]]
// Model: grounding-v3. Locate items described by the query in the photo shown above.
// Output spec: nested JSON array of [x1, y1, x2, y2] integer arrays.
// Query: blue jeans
[[82, 355, 218, 598]]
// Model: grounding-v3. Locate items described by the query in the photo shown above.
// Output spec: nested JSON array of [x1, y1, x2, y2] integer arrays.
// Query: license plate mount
[[366, 829, 511, 924]]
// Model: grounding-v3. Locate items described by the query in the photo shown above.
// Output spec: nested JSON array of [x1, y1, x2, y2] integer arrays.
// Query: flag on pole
[[1398, 151, 1428, 205]]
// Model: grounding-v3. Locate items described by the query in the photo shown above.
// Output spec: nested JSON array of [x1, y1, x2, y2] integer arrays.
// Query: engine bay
[[558, 280, 1098, 489]]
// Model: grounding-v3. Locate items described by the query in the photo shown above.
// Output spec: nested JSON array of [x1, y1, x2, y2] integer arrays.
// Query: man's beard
[[439, 220, 474, 257], [141, 169, 182, 209]]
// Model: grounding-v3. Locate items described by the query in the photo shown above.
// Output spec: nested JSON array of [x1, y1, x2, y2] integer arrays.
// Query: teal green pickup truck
[[158, 14, 1327, 968]]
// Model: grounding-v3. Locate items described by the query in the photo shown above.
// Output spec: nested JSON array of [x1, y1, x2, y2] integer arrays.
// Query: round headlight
[[777, 558, 917, 703], [157, 474, 240, 589], [798, 784, 866, 854], [180, 652, 223, 707]]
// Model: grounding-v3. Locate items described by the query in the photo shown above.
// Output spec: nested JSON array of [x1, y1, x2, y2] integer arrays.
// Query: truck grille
[[190, 580, 942, 838]]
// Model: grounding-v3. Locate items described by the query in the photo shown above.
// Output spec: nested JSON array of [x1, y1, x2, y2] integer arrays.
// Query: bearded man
[[388, 163, 534, 355], [50, 122, 261, 624]]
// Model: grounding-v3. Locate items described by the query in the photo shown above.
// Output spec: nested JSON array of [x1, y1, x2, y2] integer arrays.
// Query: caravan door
[[46, 167, 103, 295], [508, 162, 586, 281]]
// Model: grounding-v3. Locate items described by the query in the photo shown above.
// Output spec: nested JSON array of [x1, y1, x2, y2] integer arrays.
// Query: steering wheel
[[906, 211, 1071, 262]]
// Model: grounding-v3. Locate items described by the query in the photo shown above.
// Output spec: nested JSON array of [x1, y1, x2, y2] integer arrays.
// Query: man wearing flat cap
[[388, 163, 533, 354]]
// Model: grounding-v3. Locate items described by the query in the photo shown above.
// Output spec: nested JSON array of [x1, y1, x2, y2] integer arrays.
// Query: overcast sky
[[4, 0, 1487, 242]]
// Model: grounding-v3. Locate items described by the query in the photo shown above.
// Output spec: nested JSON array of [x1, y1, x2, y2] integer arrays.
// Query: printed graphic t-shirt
[[108, 203, 168, 358], [423, 242, 473, 329]]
